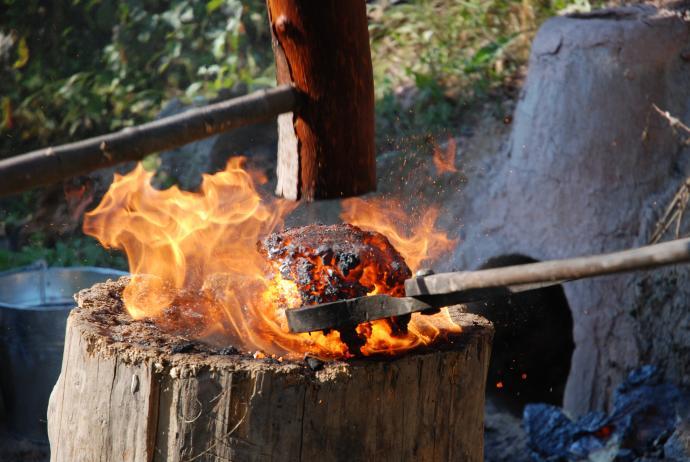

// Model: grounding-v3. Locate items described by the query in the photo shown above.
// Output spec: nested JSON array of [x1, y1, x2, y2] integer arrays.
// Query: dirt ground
[[0, 430, 49, 462]]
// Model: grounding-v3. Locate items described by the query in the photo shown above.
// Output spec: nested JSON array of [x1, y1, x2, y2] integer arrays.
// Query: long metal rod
[[406, 237, 690, 296], [0, 85, 299, 197]]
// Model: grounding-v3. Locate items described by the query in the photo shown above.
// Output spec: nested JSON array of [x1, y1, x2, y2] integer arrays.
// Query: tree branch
[[652, 103, 690, 144], [0, 85, 299, 197]]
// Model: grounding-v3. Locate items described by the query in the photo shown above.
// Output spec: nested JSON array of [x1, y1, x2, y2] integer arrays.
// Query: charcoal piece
[[524, 365, 690, 462], [316, 245, 334, 264], [218, 346, 239, 355], [304, 355, 324, 371], [171, 342, 196, 354], [523, 403, 577, 460], [336, 252, 359, 276], [295, 258, 316, 286]]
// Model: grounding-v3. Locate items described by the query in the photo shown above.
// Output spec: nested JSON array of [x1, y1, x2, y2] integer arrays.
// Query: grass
[[368, 0, 600, 146]]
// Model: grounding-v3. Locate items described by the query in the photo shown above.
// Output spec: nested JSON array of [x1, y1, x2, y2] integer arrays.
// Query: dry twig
[[650, 178, 690, 244], [649, 104, 690, 243], [652, 104, 690, 145]]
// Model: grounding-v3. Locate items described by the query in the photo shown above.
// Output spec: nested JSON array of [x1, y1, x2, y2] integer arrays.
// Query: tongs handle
[[405, 238, 690, 301]]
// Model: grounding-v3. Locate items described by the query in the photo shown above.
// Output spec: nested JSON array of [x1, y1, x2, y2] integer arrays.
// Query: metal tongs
[[286, 237, 690, 333]]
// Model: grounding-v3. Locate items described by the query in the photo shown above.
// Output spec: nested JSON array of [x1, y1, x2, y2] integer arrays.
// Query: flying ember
[[83, 157, 460, 359]]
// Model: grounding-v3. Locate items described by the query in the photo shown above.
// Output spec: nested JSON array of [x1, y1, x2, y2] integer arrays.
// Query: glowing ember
[[83, 157, 460, 359], [259, 223, 410, 304], [259, 223, 414, 353]]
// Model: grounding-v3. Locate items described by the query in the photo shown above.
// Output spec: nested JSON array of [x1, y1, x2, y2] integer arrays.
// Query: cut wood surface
[[47, 279, 492, 462], [267, 0, 376, 200], [0, 85, 298, 198]]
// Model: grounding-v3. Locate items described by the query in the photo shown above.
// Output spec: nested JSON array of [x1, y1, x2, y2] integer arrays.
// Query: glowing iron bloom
[[84, 158, 460, 359]]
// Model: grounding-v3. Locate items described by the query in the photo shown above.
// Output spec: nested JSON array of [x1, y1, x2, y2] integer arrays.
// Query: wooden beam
[[0, 85, 299, 198], [267, 0, 376, 201]]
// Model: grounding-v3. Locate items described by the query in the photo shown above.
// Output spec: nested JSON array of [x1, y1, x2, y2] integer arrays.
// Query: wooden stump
[[48, 279, 493, 462]]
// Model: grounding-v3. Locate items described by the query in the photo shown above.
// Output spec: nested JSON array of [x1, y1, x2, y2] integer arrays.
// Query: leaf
[[1, 97, 13, 130], [206, 0, 224, 14], [13, 37, 29, 69]]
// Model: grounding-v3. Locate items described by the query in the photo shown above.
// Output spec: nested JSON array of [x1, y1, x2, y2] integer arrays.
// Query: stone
[[523, 365, 690, 461]]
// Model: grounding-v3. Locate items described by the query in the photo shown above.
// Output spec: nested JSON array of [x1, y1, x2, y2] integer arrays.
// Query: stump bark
[[48, 279, 492, 462]]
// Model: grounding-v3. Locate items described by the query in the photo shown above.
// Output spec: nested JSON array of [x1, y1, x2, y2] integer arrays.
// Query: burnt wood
[[266, 0, 376, 200], [0, 85, 299, 197]]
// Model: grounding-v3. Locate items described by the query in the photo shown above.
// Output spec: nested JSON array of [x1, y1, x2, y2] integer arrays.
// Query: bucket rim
[[0, 265, 128, 311]]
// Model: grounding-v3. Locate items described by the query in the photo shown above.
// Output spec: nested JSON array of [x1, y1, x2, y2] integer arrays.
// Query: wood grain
[[267, 0, 376, 200], [47, 289, 492, 462]]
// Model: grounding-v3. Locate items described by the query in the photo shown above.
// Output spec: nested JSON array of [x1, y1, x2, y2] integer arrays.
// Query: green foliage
[[0, 0, 602, 271], [0, 191, 127, 271], [0, 236, 127, 271], [0, 0, 598, 155], [368, 0, 596, 142], [0, 0, 272, 157]]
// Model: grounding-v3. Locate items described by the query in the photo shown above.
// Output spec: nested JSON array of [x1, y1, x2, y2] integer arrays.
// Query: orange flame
[[84, 158, 461, 359], [341, 197, 457, 272], [341, 197, 460, 355], [432, 137, 458, 174]]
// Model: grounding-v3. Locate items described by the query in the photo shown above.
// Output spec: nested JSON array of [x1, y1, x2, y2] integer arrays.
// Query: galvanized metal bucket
[[0, 262, 127, 442]]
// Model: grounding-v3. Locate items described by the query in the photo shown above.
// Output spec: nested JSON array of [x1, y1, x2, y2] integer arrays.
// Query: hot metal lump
[[259, 223, 412, 305], [259, 223, 413, 352]]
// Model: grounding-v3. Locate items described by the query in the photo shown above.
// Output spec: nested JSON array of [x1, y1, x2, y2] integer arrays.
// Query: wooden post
[[266, 0, 377, 201]]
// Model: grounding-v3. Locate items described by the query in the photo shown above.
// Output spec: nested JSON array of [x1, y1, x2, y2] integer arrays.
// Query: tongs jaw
[[286, 272, 557, 333], [285, 294, 432, 334]]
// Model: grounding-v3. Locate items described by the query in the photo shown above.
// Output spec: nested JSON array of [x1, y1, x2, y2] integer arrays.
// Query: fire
[[341, 197, 457, 271], [84, 158, 460, 359], [341, 197, 460, 355], [432, 137, 458, 174]]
